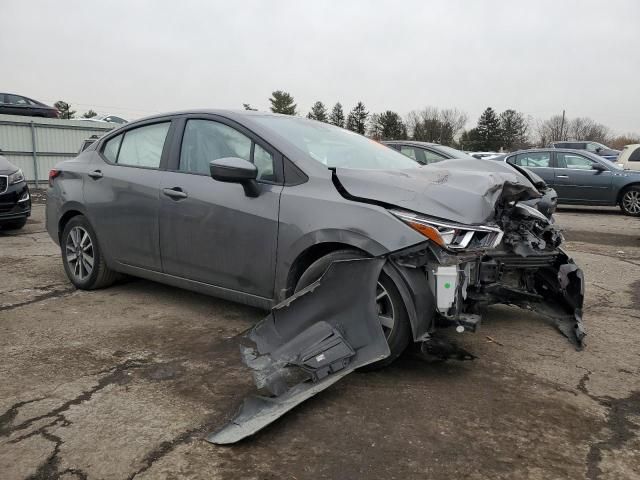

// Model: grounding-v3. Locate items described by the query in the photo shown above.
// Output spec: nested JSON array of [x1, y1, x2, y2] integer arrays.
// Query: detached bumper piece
[[207, 258, 390, 445]]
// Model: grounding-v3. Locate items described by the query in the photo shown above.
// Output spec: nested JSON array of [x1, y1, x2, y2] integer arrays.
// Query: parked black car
[[550, 141, 619, 161], [496, 148, 640, 216], [0, 93, 59, 118], [383, 140, 475, 164], [0, 155, 31, 229]]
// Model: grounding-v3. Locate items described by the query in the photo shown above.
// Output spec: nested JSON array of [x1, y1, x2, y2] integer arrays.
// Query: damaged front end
[[389, 192, 586, 350], [210, 167, 585, 445]]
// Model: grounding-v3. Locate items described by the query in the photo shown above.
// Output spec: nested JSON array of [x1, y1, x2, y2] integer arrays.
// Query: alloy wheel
[[622, 190, 640, 215], [376, 282, 395, 338], [65, 226, 95, 281]]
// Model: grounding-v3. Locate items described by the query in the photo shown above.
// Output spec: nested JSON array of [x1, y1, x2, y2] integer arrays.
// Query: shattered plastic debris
[[208, 258, 389, 445]]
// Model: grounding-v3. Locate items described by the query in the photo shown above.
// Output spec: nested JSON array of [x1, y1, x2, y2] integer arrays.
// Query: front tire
[[620, 187, 640, 216], [295, 249, 411, 368], [61, 216, 117, 290]]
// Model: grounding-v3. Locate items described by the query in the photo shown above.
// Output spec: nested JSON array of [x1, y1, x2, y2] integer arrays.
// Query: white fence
[[0, 114, 117, 187]]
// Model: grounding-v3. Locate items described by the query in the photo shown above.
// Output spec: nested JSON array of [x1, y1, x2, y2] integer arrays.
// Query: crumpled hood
[[335, 159, 541, 225]]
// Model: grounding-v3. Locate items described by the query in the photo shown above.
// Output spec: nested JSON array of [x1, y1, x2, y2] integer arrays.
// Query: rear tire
[[1, 218, 27, 230], [61, 215, 118, 290], [295, 249, 411, 369], [620, 186, 640, 216]]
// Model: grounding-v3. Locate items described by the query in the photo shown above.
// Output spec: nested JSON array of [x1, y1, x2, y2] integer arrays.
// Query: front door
[[553, 152, 614, 203], [159, 117, 282, 300], [84, 120, 173, 271]]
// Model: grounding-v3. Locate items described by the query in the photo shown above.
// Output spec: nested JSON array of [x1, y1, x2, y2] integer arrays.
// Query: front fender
[[274, 228, 389, 301]]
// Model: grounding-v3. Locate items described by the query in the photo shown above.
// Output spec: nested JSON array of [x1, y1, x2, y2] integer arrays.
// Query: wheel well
[[285, 242, 368, 296], [617, 183, 640, 204], [58, 210, 83, 242]]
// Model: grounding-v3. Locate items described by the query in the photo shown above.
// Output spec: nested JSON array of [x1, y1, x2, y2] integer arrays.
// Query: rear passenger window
[[422, 149, 446, 164], [103, 134, 122, 163], [514, 152, 551, 168], [116, 123, 170, 168], [399, 146, 417, 161]]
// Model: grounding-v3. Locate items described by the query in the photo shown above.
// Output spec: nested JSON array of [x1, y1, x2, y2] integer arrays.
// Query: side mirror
[[595, 147, 602, 153], [209, 157, 260, 197], [591, 163, 606, 172]]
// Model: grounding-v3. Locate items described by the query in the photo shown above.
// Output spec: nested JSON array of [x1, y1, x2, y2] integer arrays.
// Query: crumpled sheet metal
[[555, 259, 586, 349], [207, 257, 389, 445]]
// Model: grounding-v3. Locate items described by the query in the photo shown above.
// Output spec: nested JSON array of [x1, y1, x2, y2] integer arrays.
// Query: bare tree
[[406, 107, 467, 145], [610, 134, 640, 150], [537, 114, 611, 146], [536, 115, 567, 145]]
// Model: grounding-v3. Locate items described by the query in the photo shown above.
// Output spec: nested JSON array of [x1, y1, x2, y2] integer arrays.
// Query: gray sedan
[[497, 148, 640, 216], [46, 110, 586, 373]]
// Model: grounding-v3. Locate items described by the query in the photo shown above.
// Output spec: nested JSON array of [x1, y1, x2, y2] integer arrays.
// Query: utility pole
[[559, 109, 566, 140]]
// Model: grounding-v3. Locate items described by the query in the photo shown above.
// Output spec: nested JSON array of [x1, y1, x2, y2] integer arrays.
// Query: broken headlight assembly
[[390, 209, 504, 251]]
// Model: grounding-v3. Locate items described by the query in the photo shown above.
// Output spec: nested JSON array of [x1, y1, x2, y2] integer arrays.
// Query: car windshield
[[252, 116, 419, 170], [434, 145, 476, 160]]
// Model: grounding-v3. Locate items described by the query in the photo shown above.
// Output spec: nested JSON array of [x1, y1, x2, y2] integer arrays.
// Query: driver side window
[[179, 119, 275, 181], [556, 153, 596, 170]]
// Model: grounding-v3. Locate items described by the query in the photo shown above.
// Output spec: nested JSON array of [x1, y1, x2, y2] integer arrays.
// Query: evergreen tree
[[269, 91, 297, 115], [307, 101, 328, 122], [82, 109, 97, 118], [499, 109, 528, 150], [475, 107, 502, 150], [243, 103, 257, 111], [370, 111, 407, 140], [346, 102, 368, 134], [328, 102, 345, 127], [460, 128, 484, 151], [54, 100, 76, 119]]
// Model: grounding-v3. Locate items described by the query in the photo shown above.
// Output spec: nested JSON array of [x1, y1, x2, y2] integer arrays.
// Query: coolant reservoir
[[431, 266, 458, 314]]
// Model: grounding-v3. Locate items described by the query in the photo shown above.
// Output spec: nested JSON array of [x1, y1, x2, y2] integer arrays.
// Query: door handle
[[88, 170, 103, 179], [162, 187, 188, 199], [556, 175, 569, 178]]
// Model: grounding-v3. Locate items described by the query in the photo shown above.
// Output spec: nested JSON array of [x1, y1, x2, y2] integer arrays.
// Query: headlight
[[8, 169, 25, 185], [390, 209, 503, 250]]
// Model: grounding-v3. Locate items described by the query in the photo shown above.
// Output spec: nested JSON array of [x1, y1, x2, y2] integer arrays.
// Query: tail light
[[49, 169, 61, 187]]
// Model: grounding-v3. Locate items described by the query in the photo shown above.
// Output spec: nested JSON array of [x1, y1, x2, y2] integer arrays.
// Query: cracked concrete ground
[[1, 203, 639, 480]]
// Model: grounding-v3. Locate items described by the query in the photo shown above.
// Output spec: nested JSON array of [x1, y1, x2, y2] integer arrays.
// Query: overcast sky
[[2, 0, 638, 134]]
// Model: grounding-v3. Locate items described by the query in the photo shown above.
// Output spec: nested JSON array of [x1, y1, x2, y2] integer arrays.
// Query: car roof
[[381, 140, 440, 147], [505, 148, 607, 161]]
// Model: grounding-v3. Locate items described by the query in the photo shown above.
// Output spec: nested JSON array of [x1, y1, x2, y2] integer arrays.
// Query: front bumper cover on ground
[[208, 258, 390, 445]]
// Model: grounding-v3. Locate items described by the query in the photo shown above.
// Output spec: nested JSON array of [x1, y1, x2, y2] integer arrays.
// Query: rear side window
[[6, 94, 28, 105], [103, 134, 122, 162], [399, 146, 417, 161], [514, 152, 551, 168], [629, 147, 640, 162], [422, 149, 446, 164], [112, 123, 170, 168]]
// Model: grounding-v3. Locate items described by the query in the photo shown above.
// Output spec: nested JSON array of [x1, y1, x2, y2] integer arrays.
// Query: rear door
[[84, 119, 174, 270], [552, 152, 614, 203], [158, 115, 282, 300], [507, 151, 555, 185]]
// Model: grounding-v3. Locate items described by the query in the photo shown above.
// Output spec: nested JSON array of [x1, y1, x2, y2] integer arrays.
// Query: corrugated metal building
[[0, 114, 117, 186]]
